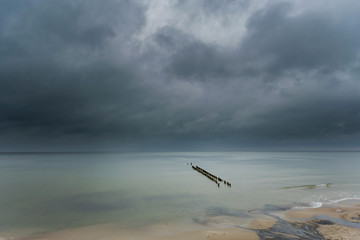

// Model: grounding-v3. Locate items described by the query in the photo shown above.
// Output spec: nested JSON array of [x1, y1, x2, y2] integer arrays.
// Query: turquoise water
[[1, 152, 360, 235]]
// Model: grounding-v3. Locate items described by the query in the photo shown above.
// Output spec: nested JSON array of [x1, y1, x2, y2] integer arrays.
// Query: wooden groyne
[[191, 165, 231, 188]]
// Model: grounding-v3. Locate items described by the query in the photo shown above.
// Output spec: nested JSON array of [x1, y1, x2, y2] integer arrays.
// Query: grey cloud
[[0, 0, 145, 62], [242, 2, 360, 73], [153, 27, 235, 80], [1, 0, 360, 151], [175, 0, 251, 16], [153, 1, 360, 146], [166, 41, 231, 80], [0, 62, 136, 135], [28, 2, 114, 47], [154, 27, 193, 51], [165, 2, 360, 81], [0, 0, 150, 147], [236, 94, 360, 139]]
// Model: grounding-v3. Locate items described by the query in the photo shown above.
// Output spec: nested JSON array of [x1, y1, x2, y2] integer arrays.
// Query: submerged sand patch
[[4, 223, 257, 240], [3, 202, 360, 240]]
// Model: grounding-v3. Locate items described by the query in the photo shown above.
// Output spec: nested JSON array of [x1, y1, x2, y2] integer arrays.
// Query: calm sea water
[[1, 152, 360, 235]]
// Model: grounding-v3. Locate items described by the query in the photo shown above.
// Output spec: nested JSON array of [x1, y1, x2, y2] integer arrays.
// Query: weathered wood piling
[[190, 165, 231, 188]]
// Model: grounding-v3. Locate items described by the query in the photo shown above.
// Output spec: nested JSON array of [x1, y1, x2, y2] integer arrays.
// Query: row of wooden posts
[[188, 163, 231, 188]]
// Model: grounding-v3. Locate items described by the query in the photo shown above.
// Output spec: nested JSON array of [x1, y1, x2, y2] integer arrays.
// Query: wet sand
[[3, 201, 360, 240], [2, 223, 258, 240], [282, 202, 360, 240]]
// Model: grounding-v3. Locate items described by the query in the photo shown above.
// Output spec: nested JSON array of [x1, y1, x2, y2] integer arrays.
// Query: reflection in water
[[40, 192, 131, 213], [281, 183, 332, 190]]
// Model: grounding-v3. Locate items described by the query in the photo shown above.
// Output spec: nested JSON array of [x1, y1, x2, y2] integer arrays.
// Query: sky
[[1, 0, 360, 151]]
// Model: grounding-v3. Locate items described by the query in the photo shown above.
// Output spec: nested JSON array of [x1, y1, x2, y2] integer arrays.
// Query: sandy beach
[[3, 200, 360, 240], [282, 202, 360, 240], [2, 223, 259, 240]]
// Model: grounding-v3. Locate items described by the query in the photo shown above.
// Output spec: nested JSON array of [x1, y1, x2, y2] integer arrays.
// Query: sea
[[1, 151, 360, 237]]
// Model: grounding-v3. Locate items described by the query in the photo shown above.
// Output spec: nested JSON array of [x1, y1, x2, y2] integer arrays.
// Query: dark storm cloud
[[154, 26, 193, 51], [236, 94, 360, 139], [153, 27, 235, 80], [156, 1, 360, 147], [1, 0, 360, 151], [165, 40, 231, 80], [0, 0, 151, 150], [241, 2, 360, 73], [165, 2, 360, 80], [175, 0, 251, 16], [0, 62, 137, 136]]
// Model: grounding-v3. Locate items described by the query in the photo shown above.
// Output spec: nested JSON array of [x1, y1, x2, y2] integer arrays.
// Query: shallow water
[[1, 152, 360, 236]]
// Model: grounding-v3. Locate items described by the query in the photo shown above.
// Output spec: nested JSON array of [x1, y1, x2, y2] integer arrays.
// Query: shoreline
[[2, 200, 360, 240]]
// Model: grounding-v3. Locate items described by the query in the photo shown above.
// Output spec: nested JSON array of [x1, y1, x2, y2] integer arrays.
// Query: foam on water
[[327, 197, 360, 205], [293, 201, 323, 209], [294, 197, 360, 210], [316, 183, 331, 187], [309, 201, 323, 208]]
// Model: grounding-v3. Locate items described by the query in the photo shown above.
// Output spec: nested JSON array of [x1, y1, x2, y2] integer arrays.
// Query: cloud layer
[[1, 0, 360, 151]]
